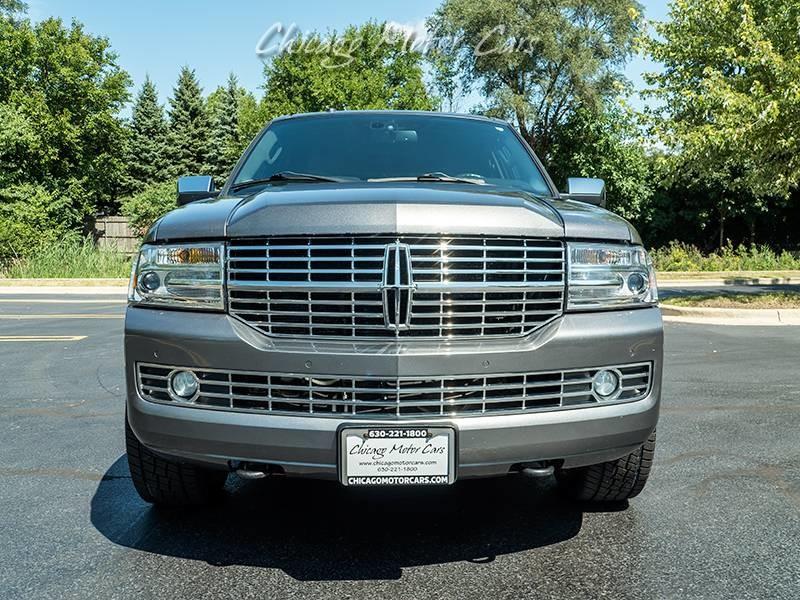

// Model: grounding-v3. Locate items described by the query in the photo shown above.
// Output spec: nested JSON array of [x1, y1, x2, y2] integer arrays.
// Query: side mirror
[[176, 175, 219, 206], [563, 177, 607, 207]]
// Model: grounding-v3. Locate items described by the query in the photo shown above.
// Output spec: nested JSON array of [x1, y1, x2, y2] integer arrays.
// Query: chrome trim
[[380, 241, 415, 332], [136, 362, 652, 419], [226, 236, 566, 340], [130, 242, 227, 312], [227, 280, 564, 293], [165, 369, 201, 404]]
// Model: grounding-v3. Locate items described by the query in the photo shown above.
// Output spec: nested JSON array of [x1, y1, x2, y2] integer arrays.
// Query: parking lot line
[[0, 314, 123, 319], [0, 335, 88, 342]]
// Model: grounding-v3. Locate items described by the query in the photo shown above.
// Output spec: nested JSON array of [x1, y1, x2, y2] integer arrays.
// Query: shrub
[[2, 235, 131, 278], [120, 181, 176, 237], [651, 242, 800, 272], [0, 182, 85, 265]]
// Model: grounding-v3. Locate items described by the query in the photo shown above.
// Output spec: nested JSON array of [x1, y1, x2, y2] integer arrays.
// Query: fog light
[[169, 370, 199, 400], [139, 271, 161, 292], [592, 370, 620, 399]]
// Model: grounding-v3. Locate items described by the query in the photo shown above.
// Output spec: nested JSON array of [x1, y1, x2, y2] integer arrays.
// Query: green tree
[[0, 17, 130, 197], [166, 66, 210, 177], [0, 16, 130, 259], [637, 162, 724, 249], [237, 92, 268, 154], [260, 21, 434, 119], [428, 45, 464, 112], [548, 102, 653, 223], [120, 180, 176, 237], [0, 0, 26, 17], [207, 73, 243, 182], [124, 76, 168, 192], [429, 0, 643, 161], [645, 0, 800, 246]]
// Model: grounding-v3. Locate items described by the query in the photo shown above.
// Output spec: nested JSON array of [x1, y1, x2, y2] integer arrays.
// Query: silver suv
[[125, 111, 662, 506]]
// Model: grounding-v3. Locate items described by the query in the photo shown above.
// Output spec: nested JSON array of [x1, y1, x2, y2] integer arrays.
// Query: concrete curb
[[0, 278, 127, 295], [0, 286, 127, 296], [661, 304, 800, 326], [0, 278, 127, 287]]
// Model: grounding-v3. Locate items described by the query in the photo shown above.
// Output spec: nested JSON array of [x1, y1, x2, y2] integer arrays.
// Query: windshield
[[232, 113, 553, 196]]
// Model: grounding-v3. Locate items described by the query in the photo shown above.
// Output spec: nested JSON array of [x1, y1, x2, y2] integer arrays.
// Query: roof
[[271, 110, 508, 125]]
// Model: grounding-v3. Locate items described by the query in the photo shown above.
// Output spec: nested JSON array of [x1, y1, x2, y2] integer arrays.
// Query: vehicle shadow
[[91, 455, 592, 581]]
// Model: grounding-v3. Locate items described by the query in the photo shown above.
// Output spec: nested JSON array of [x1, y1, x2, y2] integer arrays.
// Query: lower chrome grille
[[137, 362, 652, 419], [227, 236, 565, 339]]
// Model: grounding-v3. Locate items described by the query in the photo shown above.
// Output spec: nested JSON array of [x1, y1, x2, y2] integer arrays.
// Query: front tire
[[557, 430, 656, 503], [125, 416, 227, 506]]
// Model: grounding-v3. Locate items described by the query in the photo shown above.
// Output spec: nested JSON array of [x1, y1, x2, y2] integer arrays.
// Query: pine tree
[[208, 73, 241, 182], [125, 76, 168, 192], [167, 66, 210, 178]]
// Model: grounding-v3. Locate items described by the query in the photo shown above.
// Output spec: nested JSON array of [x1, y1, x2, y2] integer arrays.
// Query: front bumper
[[125, 307, 663, 479]]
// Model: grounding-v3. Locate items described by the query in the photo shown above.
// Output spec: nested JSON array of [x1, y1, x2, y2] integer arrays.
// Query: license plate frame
[[338, 426, 457, 486]]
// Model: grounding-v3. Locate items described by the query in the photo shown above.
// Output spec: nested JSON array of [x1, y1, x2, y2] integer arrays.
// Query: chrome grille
[[227, 236, 565, 339], [137, 362, 652, 419]]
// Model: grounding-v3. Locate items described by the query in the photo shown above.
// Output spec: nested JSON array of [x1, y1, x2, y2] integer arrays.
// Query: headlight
[[567, 243, 658, 310], [128, 243, 225, 310]]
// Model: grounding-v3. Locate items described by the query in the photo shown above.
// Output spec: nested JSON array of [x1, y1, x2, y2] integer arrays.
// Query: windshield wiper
[[233, 171, 485, 192], [417, 172, 486, 184], [231, 171, 344, 192], [370, 172, 486, 185]]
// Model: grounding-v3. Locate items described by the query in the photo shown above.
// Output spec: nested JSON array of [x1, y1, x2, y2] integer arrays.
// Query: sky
[[28, 0, 671, 111]]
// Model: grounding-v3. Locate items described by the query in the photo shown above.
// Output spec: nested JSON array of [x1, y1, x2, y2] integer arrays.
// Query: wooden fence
[[94, 216, 139, 253]]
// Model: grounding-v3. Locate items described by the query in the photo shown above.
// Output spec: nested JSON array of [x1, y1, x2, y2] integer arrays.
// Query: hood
[[549, 198, 642, 245], [146, 182, 639, 244]]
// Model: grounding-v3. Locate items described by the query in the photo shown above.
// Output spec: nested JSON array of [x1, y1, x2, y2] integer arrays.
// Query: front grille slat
[[228, 236, 564, 340], [412, 309, 558, 317], [137, 362, 652, 418], [236, 310, 384, 318], [412, 268, 564, 275], [229, 268, 385, 276], [412, 258, 561, 264]]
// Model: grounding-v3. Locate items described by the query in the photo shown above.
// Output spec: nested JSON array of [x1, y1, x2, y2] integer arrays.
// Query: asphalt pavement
[[659, 282, 800, 299], [0, 292, 798, 599]]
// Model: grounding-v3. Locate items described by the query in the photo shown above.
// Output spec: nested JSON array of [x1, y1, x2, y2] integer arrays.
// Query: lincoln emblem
[[380, 241, 415, 331]]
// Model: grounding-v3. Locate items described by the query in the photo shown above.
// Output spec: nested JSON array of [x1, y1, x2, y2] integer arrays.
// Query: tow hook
[[229, 460, 282, 480], [520, 463, 555, 478], [236, 467, 267, 480]]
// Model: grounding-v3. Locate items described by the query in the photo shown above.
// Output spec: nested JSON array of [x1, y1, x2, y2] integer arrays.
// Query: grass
[[662, 292, 800, 309], [651, 242, 800, 272], [1, 237, 133, 279], [657, 270, 800, 281]]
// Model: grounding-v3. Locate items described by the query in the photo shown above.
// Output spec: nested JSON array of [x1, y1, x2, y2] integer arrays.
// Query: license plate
[[338, 427, 456, 486]]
